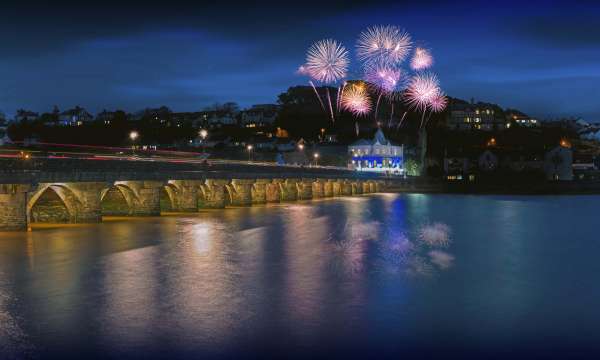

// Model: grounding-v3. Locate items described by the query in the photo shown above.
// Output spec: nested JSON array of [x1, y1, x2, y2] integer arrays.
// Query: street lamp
[[298, 143, 304, 151], [199, 129, 208, 153], [247, 144, 253, 162], [129, 130, 139, 141], [313, 152, 319, 166], [199, 129, 208, 140], [129, 131, 139, 154]]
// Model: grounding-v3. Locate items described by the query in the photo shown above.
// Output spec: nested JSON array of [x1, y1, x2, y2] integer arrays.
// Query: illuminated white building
[[348, 129, 403, 174]]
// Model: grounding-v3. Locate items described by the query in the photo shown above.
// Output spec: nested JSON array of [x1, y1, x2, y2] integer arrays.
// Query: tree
[[405, 158, 420, 176]]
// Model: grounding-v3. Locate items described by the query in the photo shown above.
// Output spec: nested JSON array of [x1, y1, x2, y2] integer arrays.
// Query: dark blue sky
[[0, 0, 599, 120]]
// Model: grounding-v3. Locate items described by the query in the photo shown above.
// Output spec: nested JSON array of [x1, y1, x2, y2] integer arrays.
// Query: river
[[1, 194, 599, 358]]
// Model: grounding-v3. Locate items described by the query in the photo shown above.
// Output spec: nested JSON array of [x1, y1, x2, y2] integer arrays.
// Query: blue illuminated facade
[[348, 129, 404, 175]]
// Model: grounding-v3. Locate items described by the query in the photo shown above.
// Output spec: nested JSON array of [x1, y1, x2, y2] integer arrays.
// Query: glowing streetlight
[[199, 129, 208, 140], [247, 144, 253, 162], [129, 131, 139, 154], [298, 143, 304, 151], [313, 152, 320, 166]]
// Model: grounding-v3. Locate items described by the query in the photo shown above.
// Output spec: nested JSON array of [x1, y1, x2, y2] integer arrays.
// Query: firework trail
[[326, 88, 335, 123], [309, 80, 326, 111], [410, 47, 434, 71], [355, 121, 360, 136], [396, 111, 408, 130], [356, 25, 412, 67], [306, 39, 349, 84], [387, 102, 394, 128], [374, 93, 383, 121], [336, 85, 342, 114]]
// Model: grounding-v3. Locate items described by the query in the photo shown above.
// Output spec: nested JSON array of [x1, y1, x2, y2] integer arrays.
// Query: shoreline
[[385, 180, 600, 195]]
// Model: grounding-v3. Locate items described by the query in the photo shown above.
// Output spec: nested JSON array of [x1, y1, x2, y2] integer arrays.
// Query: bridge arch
[[28, 184, 82, 223], [100, 184, 139, 216]]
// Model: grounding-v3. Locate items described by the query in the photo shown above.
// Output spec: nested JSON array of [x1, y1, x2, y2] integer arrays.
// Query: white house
[[348, 129, 404, 174]]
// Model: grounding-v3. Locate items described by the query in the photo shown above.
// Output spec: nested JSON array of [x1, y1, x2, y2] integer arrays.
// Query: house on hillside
[[447, 101, 506, 131], [59, 106, 93, 126], [15, 109, 39, 122]]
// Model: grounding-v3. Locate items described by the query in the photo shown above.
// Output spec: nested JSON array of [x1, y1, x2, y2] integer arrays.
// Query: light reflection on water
[[1, 194, 600, 357]]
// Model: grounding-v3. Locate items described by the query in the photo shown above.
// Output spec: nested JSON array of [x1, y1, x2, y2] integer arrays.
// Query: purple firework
[[410, 47, 434, 71]]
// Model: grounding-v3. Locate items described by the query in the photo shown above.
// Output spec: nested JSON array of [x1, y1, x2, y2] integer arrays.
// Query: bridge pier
[[341, 180, 353, 196], [0, 184, 31, 231], [297, 179, 314, 200], [352, 181, 363, 195], [252, 179, 269, 204], [63, 182, 107, 222], [323, 180, 334, 197], [281, 178, 299, 201], [166, 180, 204, 212], [362, 181, 371, 194], [201, 179, 229, 208], [229, 179, 254, 206], [312, 179, 325, 199], [266, 180, 282, 203]]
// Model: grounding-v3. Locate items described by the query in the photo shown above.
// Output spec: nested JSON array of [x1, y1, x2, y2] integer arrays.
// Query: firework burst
[[364, 65, 407, 101], [429, 92, 447, 113], [341, 83, 372, 116], [306, 39, 349, 84], [356, 25, 412, 67], [405, 73, 441, 112], [410, 47, 434, 71]]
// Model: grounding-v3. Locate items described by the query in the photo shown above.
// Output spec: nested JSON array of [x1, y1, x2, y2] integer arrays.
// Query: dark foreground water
[[1, 194, 600, 359]]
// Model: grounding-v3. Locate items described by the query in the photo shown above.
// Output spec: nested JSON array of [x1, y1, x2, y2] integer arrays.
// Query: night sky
[[1, 0, 599, 120]]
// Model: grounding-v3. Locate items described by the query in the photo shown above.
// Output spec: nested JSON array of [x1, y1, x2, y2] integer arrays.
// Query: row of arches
[[26, 179, 380, 225]]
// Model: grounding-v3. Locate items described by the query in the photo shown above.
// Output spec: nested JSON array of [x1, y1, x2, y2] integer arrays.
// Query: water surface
[[1, 194, 599, 358]]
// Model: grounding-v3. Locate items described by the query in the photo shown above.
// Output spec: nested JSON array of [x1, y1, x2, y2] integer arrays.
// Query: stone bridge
[[0, 169, 387, 231]]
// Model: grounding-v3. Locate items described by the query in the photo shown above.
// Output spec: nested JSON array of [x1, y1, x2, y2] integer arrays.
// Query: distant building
[[478, 150, 499, 172], [544, 145, 573, 181], [505, 109, 539, 128], [240, 104, 279, 128], [200, 110, 237, 126], [14, 109, 39, 122], [59, 106, 93, 126], [0, 118, 8, 145], [172, 112, 205, 128], [447, 101, 506, 131], [348, 129, 404, 174]]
